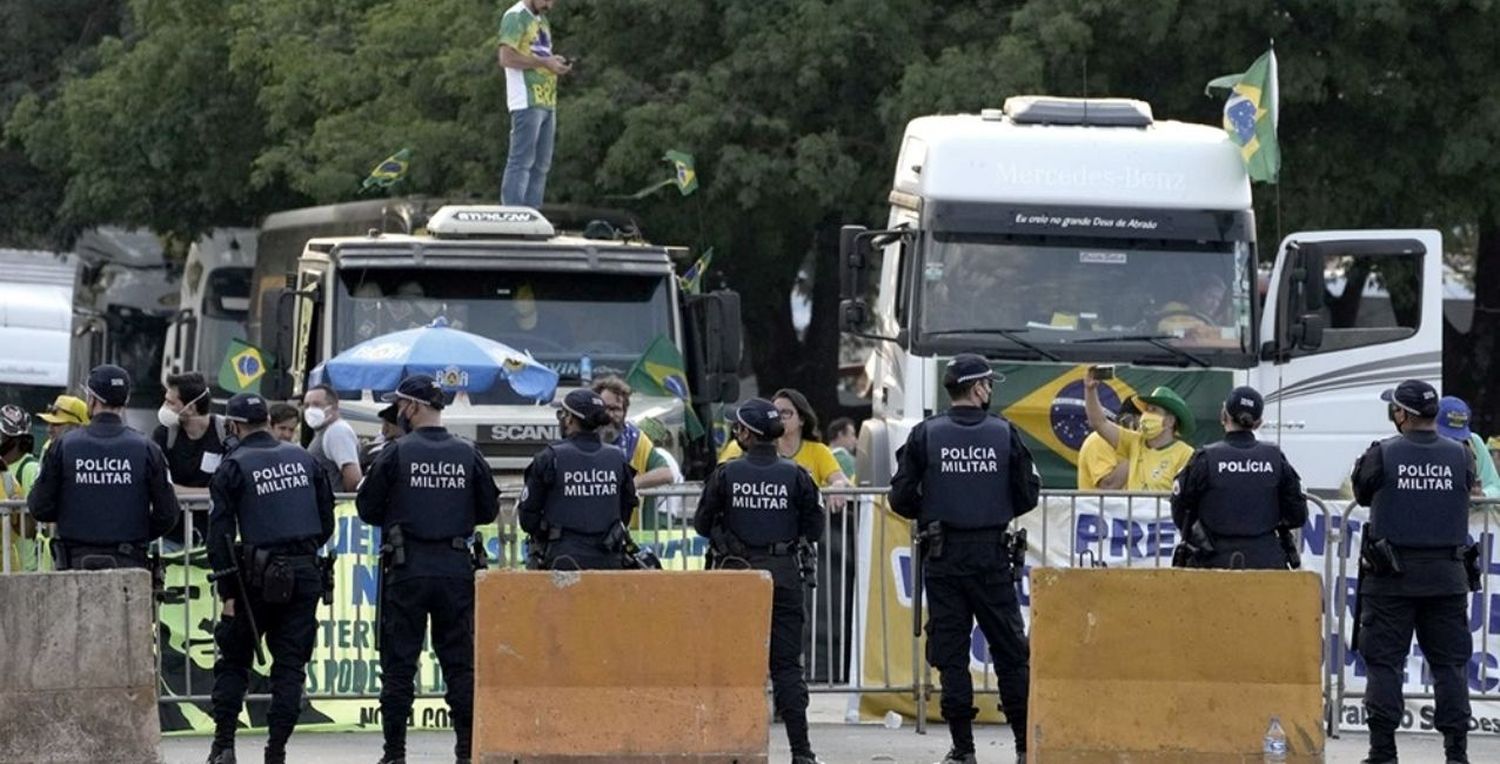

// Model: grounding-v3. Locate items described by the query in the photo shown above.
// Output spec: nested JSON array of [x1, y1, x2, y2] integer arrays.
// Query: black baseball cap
[[85, 364, 132, 407], [377, 403, 399, 425], [727, 398, 779, 436], [380, 374, 446, 409], [1224, 386, 1264, 422], [943, 354, 1002, 387], [552, 388, 606, 420], [224, 393, 269, 424], [1380, 379, 1440, 418]]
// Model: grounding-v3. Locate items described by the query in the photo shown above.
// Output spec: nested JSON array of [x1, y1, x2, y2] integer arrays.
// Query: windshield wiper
[[1067, 334, 1211, 368], [924, 328, 1061, 362]]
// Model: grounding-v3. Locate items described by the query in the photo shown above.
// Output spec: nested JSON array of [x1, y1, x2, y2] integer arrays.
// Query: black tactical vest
[[720, 456, 802, 546], [921, 413, 1013, 529], [542, 439, 627, 534], [55, 423, 152, 544], [1198, 440, 1283, 537], [227, 441, 323, 545], [388, 430, 481, 541], [1372, 434, 1469, 548]]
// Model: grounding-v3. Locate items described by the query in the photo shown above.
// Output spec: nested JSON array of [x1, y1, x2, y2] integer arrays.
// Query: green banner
[[936, 363, 1233, 488]]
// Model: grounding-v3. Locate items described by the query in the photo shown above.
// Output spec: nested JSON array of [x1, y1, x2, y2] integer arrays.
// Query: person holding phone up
[[1083, 366, 1195, 492]]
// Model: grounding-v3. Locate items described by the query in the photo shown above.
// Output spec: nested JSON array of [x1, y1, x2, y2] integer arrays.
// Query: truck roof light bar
[[426, 205, 556, 239], [1002, 96, 1154, 127]]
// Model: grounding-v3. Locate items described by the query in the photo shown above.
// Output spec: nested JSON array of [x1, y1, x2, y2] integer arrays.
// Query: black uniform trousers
[[541, 535, 622, 571], [925, 559, 1029, 753], [1189, 534, 1286, 570], [380, 574, 476, 759], [211, 561, 321, 752], [739, 554, 813, 757], [1359, 592, 1471, 758]]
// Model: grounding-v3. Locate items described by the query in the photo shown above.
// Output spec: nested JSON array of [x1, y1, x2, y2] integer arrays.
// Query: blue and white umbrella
[[320, 317, 559, 402]]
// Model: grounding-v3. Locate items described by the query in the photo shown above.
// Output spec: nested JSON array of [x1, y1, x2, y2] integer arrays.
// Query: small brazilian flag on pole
[[362, 148, 411, 192], [664, 150, 697, 196], [219, 339, 266, 394], [626, 334, 704, 438], [679, 247, 715, 294], [1206, 50, 1279, 183]]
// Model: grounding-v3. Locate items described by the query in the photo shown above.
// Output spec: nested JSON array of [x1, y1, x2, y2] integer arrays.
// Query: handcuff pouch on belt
[[238, 544, 295, 605], [1171, 521, 1216, 568]]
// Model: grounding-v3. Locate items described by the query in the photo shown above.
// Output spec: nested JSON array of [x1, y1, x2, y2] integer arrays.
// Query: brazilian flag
[[664, 150, 698, 196], [362, 148, 411, 191], [1206, 49, 1279, 183], [626, 335, 704, 438], [679, 247, 715, 294], [219, 339, 266, 394]]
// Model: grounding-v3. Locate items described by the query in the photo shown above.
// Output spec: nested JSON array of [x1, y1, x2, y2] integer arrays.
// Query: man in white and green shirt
[[498, 0, 570, 208]]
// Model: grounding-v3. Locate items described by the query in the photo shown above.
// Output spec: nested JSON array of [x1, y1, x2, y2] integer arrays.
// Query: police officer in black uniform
[[206, 393, 336, 764], [1170, 386, 1307, 570], [357, 374, 499, 764], [890, 354, 1040, 764], [518, 388, 637, 570], [1352, 379, 1474, 764], [694, 398, 825, 764], [27, 364, 180, 569]]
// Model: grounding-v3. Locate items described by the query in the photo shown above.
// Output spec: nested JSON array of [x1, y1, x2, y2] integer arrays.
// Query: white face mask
[[159, 389, 207, 430], [303, 406, 328, 430]]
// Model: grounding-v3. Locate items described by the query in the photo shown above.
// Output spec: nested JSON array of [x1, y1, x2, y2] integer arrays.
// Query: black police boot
[[790, 754, 824, 764], [263, 748, 286, 764], [375, 758, 405, 764], [939, 750, 978, 764], [1360, 757, 1398, 764], [206, 746, 236, 764], [1443, 731, 1468, 763]]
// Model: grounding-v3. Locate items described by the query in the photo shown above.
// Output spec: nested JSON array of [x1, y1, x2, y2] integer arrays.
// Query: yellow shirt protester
[[1113, 426, 1194, 491], [1076, 431, 1120, 490], [718, 439, 845, 488]]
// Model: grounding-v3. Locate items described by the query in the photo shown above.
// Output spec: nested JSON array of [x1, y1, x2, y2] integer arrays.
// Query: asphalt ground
[[158, 695, 1500, 763]]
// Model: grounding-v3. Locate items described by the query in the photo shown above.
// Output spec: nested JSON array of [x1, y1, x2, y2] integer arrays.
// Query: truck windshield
[[202, 267, 252, 394], [334, 267, 673, 388], [916, 233, 1254, 363]]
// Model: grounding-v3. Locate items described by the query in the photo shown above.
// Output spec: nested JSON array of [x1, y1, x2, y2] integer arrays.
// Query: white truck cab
[[161, 228, 256, 397], [841, 97, 1439, 494]]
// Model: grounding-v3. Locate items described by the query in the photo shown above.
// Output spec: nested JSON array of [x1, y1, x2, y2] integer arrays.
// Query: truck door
[[1252, 230, 1443, 493]]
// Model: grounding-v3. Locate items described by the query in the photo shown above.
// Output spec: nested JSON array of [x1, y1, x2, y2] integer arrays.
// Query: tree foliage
[[7, 0, 1500, 423]]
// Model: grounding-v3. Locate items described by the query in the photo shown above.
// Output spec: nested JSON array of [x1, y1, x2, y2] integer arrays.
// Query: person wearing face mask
[[301, 384, 363, 492], [693, 398, 826, 764], [1076, 398, 1140, 490], [356, 374, 499, 764], [1084, 372, 1196, 492], [152, 371, 230, 490], [1351, 379, 1476, 764], [889, 354, 1041, 764], [27, 364, 180, 570], [204, 393, 335, 764], [518, 388, 638, 570], [1169, 386, 1307, 570]]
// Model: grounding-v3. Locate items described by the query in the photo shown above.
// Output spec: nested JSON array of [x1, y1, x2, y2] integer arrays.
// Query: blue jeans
[[501, 107, 556, 208]]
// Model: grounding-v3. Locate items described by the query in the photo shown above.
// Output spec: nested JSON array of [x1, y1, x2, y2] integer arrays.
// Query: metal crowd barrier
[[7, 487, 1486, 739], [1330, 497, 1500, 738]]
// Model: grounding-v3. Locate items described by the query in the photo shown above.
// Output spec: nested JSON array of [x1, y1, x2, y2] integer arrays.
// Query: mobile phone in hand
[[1089, 365, 1115, 381]]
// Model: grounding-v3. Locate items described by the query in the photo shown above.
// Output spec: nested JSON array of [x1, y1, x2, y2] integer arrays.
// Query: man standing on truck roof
[[498, 0, 570, 209]]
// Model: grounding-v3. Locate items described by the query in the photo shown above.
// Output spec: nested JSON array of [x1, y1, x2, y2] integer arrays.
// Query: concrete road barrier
[[0, 570, 160, 764], [473, 570, 774, 763], [1028, 568, 1324, 761]]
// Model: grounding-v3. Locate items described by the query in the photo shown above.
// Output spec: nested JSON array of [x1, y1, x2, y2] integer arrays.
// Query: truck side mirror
[[683, 290, 742, 404], [1295, 313, 1325, 350], [1299, 245, 1326, 312], [260, 288, 293, 401], [839, 225, 869, 301]]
